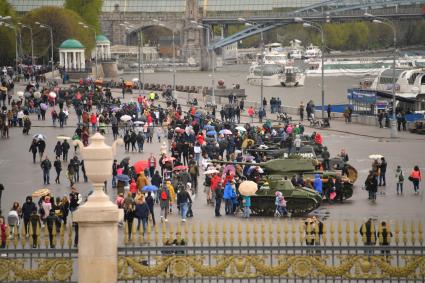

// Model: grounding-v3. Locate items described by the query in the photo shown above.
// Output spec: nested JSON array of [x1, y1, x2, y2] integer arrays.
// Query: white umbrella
[[49, 92, 57, 98], [368, 154, 383, 160], [133, 121, 145, 125], [33, 133, 47, 141], [120, 115, 132, 122], [17, 91, 24, 97], [258, 145, 269, 149], [34, 91, 41, 98], [132, 78, 139, 82], [203, 169, 219, 175], [57, 135, 71, 140], [235, 126, 246, 132], [238, 180, 258, 196]]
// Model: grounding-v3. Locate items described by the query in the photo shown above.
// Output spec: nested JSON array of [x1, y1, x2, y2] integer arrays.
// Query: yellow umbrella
[[57, 135, 71, 140], [32, 188, 51, 198], [0, 86, 7, 92], [238, 181, 258, 196], [241, 139, 254, 149]]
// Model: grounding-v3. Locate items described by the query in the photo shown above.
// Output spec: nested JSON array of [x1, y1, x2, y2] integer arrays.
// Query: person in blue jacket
[[223, 181, 236, 215], [313, 174, 323, 195]]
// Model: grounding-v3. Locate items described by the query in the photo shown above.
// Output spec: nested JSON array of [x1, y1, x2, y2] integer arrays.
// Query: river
[[122, 64, 361, 107]]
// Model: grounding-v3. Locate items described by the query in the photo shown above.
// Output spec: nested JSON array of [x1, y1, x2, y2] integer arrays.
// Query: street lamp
[[295, 17, 325, 120], [238, 18, 265, 112], [121, 23, 143, 94], [1, 23, 19, 72], [18, 22, 34, 66], [365, 12, 398, 138], [195, 23, 216, 105], [79, 22, 97, 77], [157, 21, 176, 99], [35, 21, 54, 79]]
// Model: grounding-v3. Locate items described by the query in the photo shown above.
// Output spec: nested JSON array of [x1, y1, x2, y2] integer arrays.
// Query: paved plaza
[[1, 81, 424, 228]]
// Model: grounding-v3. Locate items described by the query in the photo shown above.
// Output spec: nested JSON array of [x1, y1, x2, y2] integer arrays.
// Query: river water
[[122, 64, 361, 107]]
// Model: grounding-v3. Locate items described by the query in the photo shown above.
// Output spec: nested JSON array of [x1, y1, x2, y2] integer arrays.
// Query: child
[[275, 191, 288, 217], [0, 216, 6, 248], [242, 196, 251, 218]]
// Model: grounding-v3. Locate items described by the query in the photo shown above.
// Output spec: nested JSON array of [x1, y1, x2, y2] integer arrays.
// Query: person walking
[[177, 187, 192, 222], [0, 183, 4, 213], [360, 218, 376, 247], [124, 204, 135, 241], [378, 157, 387, 188], [409, 166, 422, 194], [377, 221, 392, 258], [299, 102, 304, 121], [37, 139, 46, 162], [242, 195, 251, 218], [21, 196, 36, 237], [40, 156, 52, 185], [365, 171, 378, 201], [61, 140, 70, 162], [69, 187, 82, 213], [134, 195, 150, 235], [395, 165, 404, 195], [223, 181, 235, 215], [29, 139, 38, 163], [321, 147, 330, 171], [53, 141, 63, 160], [215, 183, 223, 217], [159, 186, 170, 222], [145, 192, 156, 226], [148, 154, 156, 178], [54, 156, 62, 184]]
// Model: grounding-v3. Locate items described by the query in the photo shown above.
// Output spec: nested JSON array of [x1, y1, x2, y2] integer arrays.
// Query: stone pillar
[[72, 52, 77, 69], [81, 51, 86, 69], [73, 134, 123, 283]]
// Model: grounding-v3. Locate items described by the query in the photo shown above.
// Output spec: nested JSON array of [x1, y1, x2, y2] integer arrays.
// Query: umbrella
[[258, 145, 269, 149], [133, 121, 145, 125], [133, 160, 149, 174], [242, 139, 255, 149], [40, 103, 48, 111], [49, 92, 57, 98], [132, 78, 139, 82], [162, 156, 176, 163], [368, 154, 384, 160], [34, 91, 41, 98], [223, 164, 236, 175], [32, 188, 50, 198], [203, 169, 219, 175], [24, 92, 31, 98], [206, 130, 217, 136], [175, 128, 185, 134], [204, 125, 215, 131], [142, 185, 158, 192], [235, 126, 246, 132], [57, 135, 71, 140], [116, 174, 130, 182], [219, 129, 232, 135], [0, 86, 7, 92], [120, 115, 132, 122], [17, 91, 24, 97], [238, 180, 258, 196], [173, 165, 188, 171], [33, 133, 47, 141]]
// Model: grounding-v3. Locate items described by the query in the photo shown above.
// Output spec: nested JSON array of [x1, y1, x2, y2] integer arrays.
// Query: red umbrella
[[173, 165, 188, 171], [133, 160, 149, 174], [162, 156, 176, 163]]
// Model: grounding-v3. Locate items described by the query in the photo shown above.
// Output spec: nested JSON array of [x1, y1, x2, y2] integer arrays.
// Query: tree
[[64, 0, 103, 31], [0, 0, 16, 66], [21, 6, 94, 64]]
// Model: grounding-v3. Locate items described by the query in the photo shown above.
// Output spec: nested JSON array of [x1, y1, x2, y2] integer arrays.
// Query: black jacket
[[22, 200, 36, 219], [177, 190, 192, 204]]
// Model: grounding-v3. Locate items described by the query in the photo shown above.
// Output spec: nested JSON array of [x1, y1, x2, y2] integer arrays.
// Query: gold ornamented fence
[[1, 220, 425, 282], [118, 219, 425, 282]]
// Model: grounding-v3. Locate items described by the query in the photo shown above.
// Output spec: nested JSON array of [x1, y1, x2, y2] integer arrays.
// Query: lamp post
[[73, 133, 123, 283], [156, 21, 176, 98], [1, 23, 18, 72], [238, 18, 265, 112], [365, 13, 398, 138], [35, 22, 54, 79], [295, 17, 325, 120], [79, 22, 97, 78], [193, 21, 216, 105], [18, 23, 34, 66]]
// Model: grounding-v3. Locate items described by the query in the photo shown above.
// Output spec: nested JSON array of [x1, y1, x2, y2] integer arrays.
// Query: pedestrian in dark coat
[[54, 157, 62, 184], [29, 139, 38, 163]]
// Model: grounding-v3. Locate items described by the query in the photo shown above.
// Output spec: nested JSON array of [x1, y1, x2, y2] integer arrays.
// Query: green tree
[[21, 6, 94, 64], [0, 0, 16, 65], [64, 0, 103, 31]]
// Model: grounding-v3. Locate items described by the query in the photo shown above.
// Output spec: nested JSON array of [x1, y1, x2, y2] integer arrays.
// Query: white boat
[[264, 51, 289, 66], [247, 63, 284, 87], [304, 44, 321, 59], [287, 39, 304, 59], [281, 66, 306, 87], [247, 63, 305, 87]]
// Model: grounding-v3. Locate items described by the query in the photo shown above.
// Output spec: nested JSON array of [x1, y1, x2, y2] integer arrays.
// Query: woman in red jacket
[[410, 166, 422, 194]]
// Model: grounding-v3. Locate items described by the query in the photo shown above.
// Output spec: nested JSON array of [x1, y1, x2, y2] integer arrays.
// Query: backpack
[[161, 191, 168, 200]]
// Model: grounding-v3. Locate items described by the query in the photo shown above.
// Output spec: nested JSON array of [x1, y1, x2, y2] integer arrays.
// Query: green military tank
[[212, 158, 323, 215]]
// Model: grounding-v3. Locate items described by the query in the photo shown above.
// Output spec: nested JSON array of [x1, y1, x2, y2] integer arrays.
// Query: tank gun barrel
[[210, 158, 316, 173]]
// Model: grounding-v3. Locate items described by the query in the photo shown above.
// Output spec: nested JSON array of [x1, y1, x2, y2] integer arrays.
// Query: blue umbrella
[[204, 125, 215, 131], [206, 130, 217, 136], [142, 185, 159, 192], [116, 174, 130, 182]]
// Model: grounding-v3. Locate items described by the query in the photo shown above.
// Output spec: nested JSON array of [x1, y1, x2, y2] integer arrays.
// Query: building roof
[[96, 35, 110, 43], [59, 39, 85, 49]]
